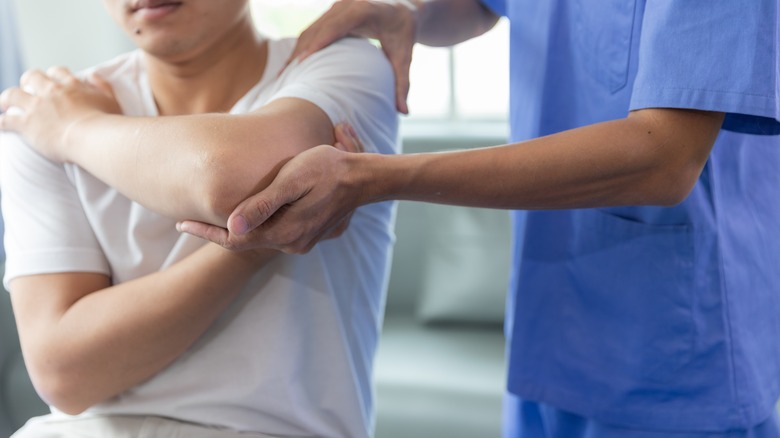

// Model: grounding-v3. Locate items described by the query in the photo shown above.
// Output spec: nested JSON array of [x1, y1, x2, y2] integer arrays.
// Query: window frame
[[249, 0, 510, 145]]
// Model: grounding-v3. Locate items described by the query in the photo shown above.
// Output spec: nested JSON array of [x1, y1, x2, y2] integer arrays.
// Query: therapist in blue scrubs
[[178, 1, 780, 436]]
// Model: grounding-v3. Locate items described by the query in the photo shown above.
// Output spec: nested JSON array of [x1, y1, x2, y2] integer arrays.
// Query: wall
[[12, 0, 133, 72]]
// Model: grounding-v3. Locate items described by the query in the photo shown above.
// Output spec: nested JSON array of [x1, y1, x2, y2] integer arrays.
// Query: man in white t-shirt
[[0, 1, 398, 437]]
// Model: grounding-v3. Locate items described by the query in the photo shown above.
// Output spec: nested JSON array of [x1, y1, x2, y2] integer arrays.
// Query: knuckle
[[288, 242, 311, 255], [272, 225, 308, 251], [19, 69, 35, 84], [278, 229, 301, 248], [333, 222, 348, 237], [221, 234, 244, 251], [20, 69, 43, 87], [0, 88, 10, 105], [222, 241, 240, 251], [62, 75, 80, 86], [287, 247, 304, 255], [251, 197, 275, 221], [277, 244, 297, 255]]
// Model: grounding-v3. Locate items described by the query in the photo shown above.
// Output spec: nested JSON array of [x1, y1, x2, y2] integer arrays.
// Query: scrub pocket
[[573, 0, 637, 93], [566, 210, 696, 385]]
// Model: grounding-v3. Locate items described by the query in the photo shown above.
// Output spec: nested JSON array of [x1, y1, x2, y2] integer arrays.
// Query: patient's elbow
[[29, 367, 92, 415], [199, 174, 254, 225], [190, 150, 248, 225], [195, 149, 277, 225], [50, 396, 91, 416], [199, 179, 237, 225]]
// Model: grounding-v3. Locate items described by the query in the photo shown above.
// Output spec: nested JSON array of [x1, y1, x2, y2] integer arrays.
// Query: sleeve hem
[[4, 248, 111, 290], [629, 86, 778, 121]]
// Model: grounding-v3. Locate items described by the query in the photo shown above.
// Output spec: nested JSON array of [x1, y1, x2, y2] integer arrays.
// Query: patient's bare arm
[[11, 243, 275, 415], [0, 67, 122, 161], [0, 68, 334, 227]]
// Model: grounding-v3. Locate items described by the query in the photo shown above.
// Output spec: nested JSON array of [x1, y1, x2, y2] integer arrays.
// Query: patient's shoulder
[[279, 36, 394, 101], [79, 51, 141, 86], [78, 50, 151, 116], [311, 37, 389, 69], [278, 36, 391, 78]]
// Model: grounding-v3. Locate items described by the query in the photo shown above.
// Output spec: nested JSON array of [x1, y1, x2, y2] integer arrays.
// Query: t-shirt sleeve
[[268, 37, 399, 155], [629, 1, 780, 135], [0, 133, 109, 289]]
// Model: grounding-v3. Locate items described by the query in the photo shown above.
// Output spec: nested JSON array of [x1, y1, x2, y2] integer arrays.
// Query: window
[[250, 0, 509, 130]]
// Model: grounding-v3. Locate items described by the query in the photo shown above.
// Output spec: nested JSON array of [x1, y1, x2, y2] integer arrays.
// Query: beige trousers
[[11, 415, 280, 438]]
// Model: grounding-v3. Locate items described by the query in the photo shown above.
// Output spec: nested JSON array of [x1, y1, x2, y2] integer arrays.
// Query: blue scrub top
[[479, 0, 780, 432]]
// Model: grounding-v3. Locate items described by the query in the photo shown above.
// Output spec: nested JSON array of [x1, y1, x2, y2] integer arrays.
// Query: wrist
[[60, 111, 105, 164], [349, 152, 406, 205]]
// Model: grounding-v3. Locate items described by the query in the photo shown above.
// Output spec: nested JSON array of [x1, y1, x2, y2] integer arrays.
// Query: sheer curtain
[[0, 0, 24, 261], [0, 0, 23, 88]]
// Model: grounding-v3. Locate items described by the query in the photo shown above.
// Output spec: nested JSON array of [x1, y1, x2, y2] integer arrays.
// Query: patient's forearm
[[13, 244, 275, 414], [66, 113, 256, 225], [64, 99, 332, 225]]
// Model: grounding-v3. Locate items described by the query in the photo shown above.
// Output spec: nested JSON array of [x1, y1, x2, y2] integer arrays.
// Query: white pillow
[[416, 205, 512, 325]]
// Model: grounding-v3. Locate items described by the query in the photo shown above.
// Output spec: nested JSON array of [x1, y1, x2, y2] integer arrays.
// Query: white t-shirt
[[0, 38, 398, 438]]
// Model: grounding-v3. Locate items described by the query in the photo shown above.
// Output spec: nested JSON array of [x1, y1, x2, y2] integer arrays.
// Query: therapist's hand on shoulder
[[286, 0, 420, 114], [178, 123, 365, 253], [0, 67, 121, 163]]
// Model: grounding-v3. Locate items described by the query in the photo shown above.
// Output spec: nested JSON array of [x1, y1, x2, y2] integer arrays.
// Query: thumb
[[227, 177, 301, 236]]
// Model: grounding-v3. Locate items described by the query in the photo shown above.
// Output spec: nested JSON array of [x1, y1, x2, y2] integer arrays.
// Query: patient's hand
[[0, 67, 121, 162], [178, 123, 365, 253]]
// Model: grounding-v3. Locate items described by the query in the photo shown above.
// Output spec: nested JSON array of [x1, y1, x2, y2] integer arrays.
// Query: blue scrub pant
[[503, 393, 780, 438]]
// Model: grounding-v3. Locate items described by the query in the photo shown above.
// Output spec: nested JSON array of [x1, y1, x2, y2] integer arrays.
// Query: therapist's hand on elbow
[[286, 0, 419, 114], [0, 67, 121, 163], [178, 123, 365, 253]]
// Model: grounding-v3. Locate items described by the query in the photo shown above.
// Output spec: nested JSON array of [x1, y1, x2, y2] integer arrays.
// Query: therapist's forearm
[[355, 109, 724, 209], [416, 0, 500, 46]]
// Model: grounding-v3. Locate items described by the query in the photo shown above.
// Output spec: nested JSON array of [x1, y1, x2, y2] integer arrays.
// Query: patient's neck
[[144, 20, 268, 116]]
